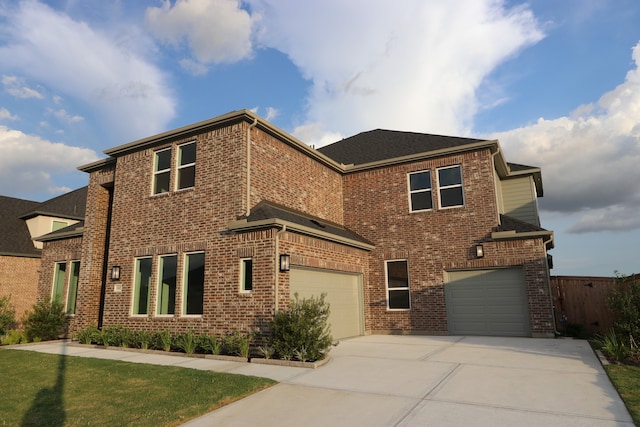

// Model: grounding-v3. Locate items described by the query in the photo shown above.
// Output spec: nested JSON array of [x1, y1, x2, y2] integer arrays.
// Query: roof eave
[[36, 228, 85, 243], [78, 157, 116, 173], [227, 218, 375, 251], [343, 140, 500, 172]]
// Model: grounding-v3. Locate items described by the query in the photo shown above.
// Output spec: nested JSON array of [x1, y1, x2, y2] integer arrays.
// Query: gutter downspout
[[491, 148, 503, 224], [274, 225, 287, 313], [543, 235, 560, 336], [246, 117, 258, 217]]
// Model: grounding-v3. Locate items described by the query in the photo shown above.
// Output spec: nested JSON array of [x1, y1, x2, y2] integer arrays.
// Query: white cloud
[[145, 0, 255, 67], [0, 1, 175, 142], [492, 41, 640, 233], [48, 108, 84, 123], [0, 125, 99, 196], [2, 74, 43, 99], [248, 0, 543, 146], [0, 107, 17, 121], [264, 107, 279, 121]]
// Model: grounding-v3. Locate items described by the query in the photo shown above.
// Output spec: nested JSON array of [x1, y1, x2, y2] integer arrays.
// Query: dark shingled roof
[[507, 162, 539, 172], [36, 220, 85, 242], [20, 187, 87, 220], [247, 201, 373, 246], [496, 214, 549, 234], [318, 129, 488, 165], [0, 196, 41, 256]]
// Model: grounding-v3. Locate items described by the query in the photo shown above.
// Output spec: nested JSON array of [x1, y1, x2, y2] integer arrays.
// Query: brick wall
[[0, 255, 40, 322], [342, 148, 554, 336]]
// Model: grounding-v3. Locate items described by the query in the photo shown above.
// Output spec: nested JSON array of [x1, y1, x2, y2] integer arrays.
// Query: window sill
[[386, 308, 411, 312]]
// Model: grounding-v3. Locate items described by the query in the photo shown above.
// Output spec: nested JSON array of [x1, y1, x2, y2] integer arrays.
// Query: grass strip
[[0, 348, 275, 426], [605, 363, 640, 425]]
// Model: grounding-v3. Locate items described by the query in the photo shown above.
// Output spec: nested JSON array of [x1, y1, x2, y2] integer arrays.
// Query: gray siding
[[501, 177, 540, 226]]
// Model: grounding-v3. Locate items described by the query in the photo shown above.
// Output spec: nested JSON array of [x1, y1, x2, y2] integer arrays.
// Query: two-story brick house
[[36, 109, 555, 339]]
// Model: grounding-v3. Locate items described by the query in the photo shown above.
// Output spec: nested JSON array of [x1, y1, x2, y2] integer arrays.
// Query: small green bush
[[1, 329, 27, 345], [223, 331, 251, 357], [0, 295, 17, 335], [595, 328, 630, 362], [23, 298, 66, 342], [154, 329, 173, 352], [609, 273, 640, 348], [134, 330, 153, 349], [75, 324, 99, 344], [269, 293, 333, 362], [197, 334, 221, 355], [175, 330, 198, 354]]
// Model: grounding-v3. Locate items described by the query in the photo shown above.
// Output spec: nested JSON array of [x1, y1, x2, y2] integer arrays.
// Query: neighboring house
[[0, 188, 86, 321], [36, 110, 556, 339]]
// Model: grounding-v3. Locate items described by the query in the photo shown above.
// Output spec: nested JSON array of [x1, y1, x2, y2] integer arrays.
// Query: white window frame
[[407, 170, 433, 213], [65, 260, 81, 315], [384, 259, 411, 311], [239, 258, 253, 293], [437, 165, 464, 209], [156, 254, 178, 317], [152, 147, 172, 195], [131, 257, 153, 317], [176, 141, 196, 191], [182, 251, 205, 317]]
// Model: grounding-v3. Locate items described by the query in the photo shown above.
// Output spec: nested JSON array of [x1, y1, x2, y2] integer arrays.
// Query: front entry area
[[445, 268, 530, 336], [289, 267, 364, 340]]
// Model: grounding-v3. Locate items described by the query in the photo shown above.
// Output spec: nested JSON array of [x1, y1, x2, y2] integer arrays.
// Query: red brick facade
[[0, 255, 40, 321], [37, 111, 555, 338]]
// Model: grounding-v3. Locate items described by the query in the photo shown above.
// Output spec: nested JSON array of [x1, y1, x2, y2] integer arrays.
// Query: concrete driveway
[[185, 335, 633, 427]]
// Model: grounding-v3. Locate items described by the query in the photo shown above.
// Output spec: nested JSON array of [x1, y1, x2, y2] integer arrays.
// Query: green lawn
[[606, 363, 640, 425], [0, 348, 275, 427]]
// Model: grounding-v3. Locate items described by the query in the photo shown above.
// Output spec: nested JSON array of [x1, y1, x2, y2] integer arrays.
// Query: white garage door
[[445, 269, 530, 337], [290, 267, 364, 340]]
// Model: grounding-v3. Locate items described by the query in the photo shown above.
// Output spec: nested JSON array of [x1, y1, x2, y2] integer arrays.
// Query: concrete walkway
[[9, 335, 634, 426]]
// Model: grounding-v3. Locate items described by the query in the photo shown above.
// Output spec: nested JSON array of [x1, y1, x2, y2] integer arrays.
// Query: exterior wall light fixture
[[111, 266, 121, 281], [475, 245, 484, 258], [279, 254, 291, 272]]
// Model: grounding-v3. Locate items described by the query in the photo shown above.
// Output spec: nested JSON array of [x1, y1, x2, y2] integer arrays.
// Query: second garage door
[[290, 267, 364, 340], [445, 269, 530, 337]]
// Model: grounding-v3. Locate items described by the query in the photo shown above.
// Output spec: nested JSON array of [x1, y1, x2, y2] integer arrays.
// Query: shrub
[[23, 298, 66, 342], [1, 329, 27, 345], [594, 328, 630, 362], [608, 273, 640, 348], [134, 330, 153, 350], [197, 334, 221, 355], [154, 329, 173, 352], [175, 330, 198, 354], [0, 295, 17, 335], [269, 293, 333, 362], [223, 331, 251, 357], [75, 324, 99, 344]]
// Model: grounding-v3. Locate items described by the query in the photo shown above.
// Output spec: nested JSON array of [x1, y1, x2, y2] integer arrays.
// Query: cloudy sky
[[0, 0, 638, 277]]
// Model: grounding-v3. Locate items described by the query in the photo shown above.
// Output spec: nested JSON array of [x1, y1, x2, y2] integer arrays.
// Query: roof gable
[[0, 196, 41, 256], [20, 187, 87, 220]]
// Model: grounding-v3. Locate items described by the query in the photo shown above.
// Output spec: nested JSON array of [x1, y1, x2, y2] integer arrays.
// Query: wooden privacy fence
[[551, 276, 615, 336]]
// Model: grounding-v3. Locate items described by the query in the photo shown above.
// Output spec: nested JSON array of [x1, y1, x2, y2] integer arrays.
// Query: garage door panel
[[446, 269, 530, 337], [290, 268, 363, 340]]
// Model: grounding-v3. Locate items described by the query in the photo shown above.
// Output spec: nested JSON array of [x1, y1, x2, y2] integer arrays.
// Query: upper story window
[[153, 148, 171, 195], [177, 142, 196, 190], [437, 165, 464, 208], [408, 170, 433, 212]]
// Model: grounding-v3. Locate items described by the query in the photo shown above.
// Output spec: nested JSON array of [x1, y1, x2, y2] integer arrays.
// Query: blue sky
[[0, 0, 639, 277]]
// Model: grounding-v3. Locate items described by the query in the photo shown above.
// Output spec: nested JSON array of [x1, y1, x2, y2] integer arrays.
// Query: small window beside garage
[[240, 258, 253, 293], [385, 260, 411, 310]]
